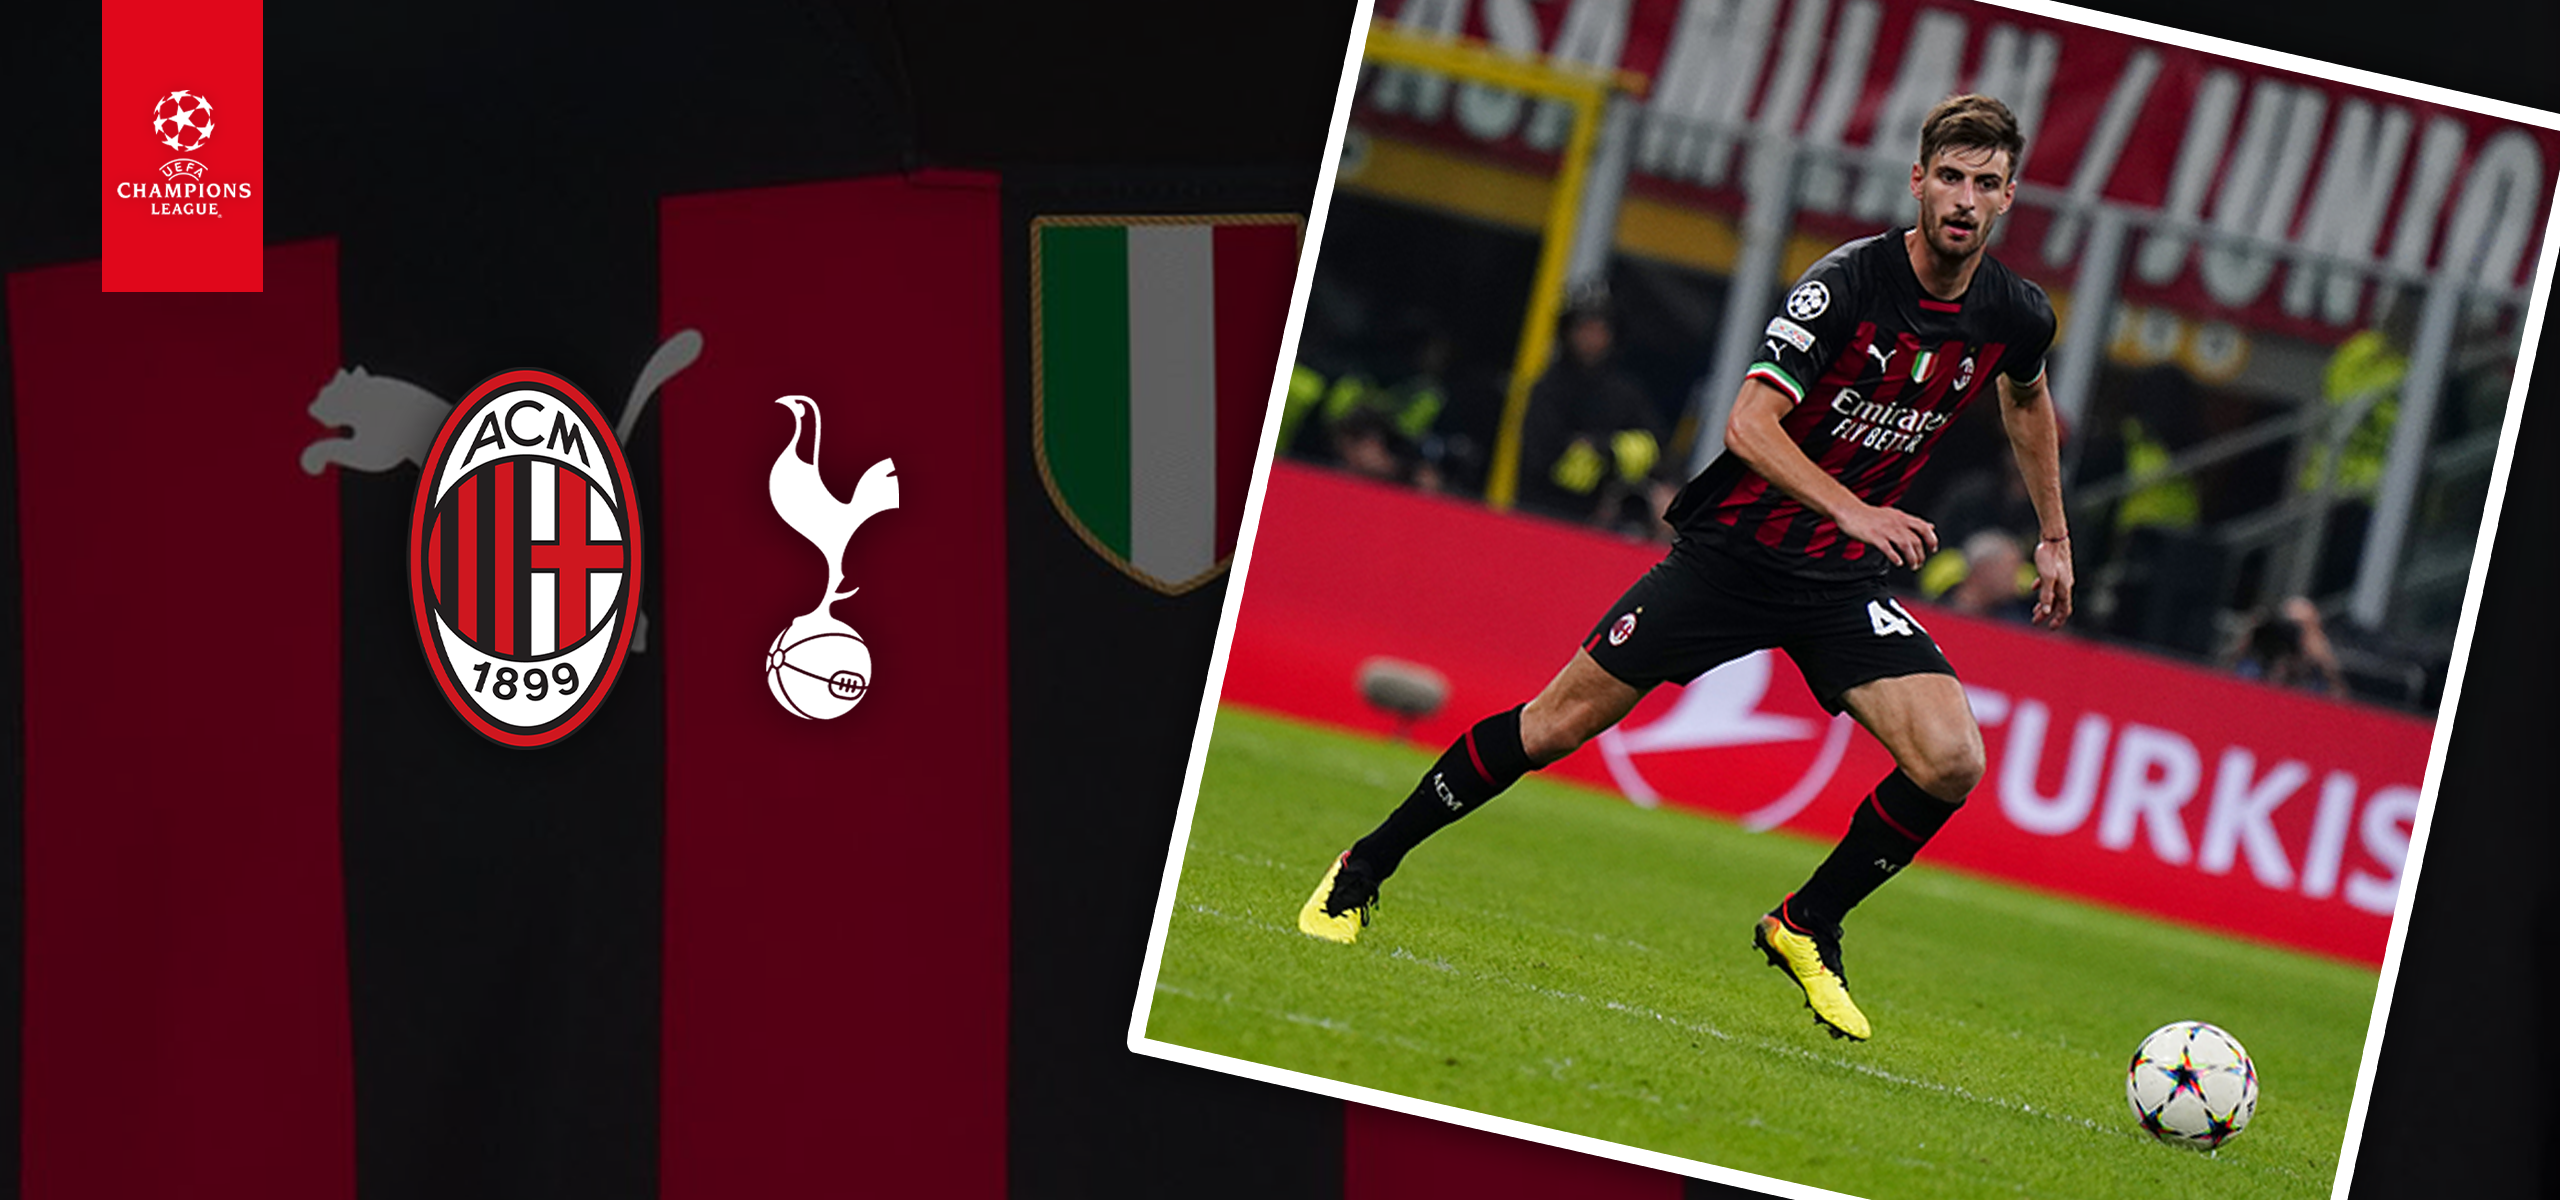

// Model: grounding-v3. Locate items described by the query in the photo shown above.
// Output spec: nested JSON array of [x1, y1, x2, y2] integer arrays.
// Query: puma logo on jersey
[[1866, 342, 1895, 374]]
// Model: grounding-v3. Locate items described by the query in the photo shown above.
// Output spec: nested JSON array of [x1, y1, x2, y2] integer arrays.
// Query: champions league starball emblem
[[154, 90, 214, 154], [765, 396, 899, 719]]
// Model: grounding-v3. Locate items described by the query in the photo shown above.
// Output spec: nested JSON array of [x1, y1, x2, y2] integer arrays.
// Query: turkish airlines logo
[[764, 396, 898, 720], [407, 370, 642, 747], [1596, 652, 1853, 829]]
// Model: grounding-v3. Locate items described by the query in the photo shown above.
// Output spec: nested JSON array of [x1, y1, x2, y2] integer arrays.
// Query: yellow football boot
[[1754, 907, 1872, 1041], [1297, 851, 1377, 944]]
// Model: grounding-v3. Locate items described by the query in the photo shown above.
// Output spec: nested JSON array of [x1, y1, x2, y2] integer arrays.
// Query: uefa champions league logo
[[765, 396, 899, 720]]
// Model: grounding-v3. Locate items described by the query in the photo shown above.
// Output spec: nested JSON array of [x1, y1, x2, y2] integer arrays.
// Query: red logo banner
[[102, 0, 264, 291]]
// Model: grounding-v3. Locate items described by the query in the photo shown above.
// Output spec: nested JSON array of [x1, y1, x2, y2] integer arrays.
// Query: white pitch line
[[1165, 902, 2314, 1184]]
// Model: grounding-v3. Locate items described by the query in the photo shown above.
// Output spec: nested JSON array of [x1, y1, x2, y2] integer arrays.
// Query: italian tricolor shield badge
[[1033, 214, 1301, 593]]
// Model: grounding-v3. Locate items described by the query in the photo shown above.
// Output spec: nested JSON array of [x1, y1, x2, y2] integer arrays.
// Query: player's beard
[[1922, 206, 1989, 266]]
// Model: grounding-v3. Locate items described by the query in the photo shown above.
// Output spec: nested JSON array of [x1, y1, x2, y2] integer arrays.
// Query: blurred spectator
[[1284, 317, 1460, 483], [1516, 290, 1665, 527], [1923, 464, 2040, 551], [2112, 367, 2205, 537], [2227, 596, 2347, 697], [1328, 407, 1441, 492], [1280, 316, 1370, 463], [2299, 297, 2416, 598], [1917, 530, 2035, 622], [2099, 368, 2223, 655]]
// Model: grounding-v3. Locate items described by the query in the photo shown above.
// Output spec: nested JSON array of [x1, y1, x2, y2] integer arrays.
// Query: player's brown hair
[[1917, 94, 2024, 180]]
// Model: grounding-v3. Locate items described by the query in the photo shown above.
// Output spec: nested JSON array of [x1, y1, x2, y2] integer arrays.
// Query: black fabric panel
[[0, 6, 100, 272], [330, 183, 669, 1200], [1002, 165, 1346, 1200], [884, 0, 1348, 169]]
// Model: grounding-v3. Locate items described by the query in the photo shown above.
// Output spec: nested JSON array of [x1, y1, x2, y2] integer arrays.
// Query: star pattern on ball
[[154, 90, 215, 153], [2167, 1046, 2205, 1101]]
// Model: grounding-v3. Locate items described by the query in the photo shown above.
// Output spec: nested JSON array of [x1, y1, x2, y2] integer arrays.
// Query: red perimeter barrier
[[1225, 464, 2430, 964]]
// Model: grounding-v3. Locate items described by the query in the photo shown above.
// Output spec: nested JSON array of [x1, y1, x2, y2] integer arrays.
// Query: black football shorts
[[1581, 539, 1955, 714]]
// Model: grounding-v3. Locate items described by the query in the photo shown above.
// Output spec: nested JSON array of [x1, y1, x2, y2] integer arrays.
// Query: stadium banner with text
[[102, 0, 264, 291], [1225, 464, 2428, 964], [1359, 0, 2558, 343]]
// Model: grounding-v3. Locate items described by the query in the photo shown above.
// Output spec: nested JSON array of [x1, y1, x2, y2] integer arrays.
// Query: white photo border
[[1129, 3, 2560, 1197]]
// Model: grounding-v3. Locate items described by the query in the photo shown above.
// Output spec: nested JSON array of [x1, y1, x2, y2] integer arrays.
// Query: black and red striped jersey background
[[1, 1, 2555, 1197]]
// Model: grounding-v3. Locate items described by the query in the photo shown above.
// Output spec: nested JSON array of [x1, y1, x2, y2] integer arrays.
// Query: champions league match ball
[[2126, 1021, 2258, 1150], [766, 612, 872, 720]]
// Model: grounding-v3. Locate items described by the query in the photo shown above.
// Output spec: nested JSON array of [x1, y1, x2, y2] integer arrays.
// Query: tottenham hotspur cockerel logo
[[407, 370, 642, 747], [765, 396, 899, 719]]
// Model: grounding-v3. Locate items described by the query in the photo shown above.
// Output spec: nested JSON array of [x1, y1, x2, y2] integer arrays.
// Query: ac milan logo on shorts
[[407, 370, 642, 747], [1609, 612, 1638, 646]]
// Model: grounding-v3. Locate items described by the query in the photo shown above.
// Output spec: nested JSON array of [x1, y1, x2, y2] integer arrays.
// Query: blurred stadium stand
[[1283, 3, 2554, 715]]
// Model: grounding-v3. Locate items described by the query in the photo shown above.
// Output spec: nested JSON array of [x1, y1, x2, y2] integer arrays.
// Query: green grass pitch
[[1144, 708, 2380, 1199]]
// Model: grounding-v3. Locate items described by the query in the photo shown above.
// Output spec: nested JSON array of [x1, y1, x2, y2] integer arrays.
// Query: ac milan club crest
[[407, 370, 641, 747]]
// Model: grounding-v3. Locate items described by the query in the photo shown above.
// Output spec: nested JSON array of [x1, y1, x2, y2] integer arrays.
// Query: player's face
[[1908, 145, 2016, 262]]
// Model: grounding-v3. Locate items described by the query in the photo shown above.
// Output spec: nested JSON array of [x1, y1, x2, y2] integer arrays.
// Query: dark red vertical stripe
[[1210, 222, 1298, 561], [1808, 322, 1878, 396], [1345, 1105, 1686, 1200], [458, 474, 479, 643], [1712, 473, 1768, 526], [493, 460, 516, 655], [9, 244, 352, 1198], [1796, 435, 1874, 555], [658, 173, 1007, 1197], [427, 510, 442, 602]]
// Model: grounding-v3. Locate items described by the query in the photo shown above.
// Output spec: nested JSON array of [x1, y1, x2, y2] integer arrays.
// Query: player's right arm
[[1723, 380, 1938, 567]]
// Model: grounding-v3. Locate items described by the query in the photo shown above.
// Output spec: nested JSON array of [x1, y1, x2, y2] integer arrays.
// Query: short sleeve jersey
[[1665, 229, 2055, 582]]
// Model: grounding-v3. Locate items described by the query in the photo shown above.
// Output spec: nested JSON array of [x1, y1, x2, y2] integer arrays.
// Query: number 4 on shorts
[[1867, 598, 1924, 637]]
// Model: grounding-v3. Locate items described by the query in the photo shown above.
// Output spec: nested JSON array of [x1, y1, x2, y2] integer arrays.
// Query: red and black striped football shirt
[[1666, 229, 2055, 581]]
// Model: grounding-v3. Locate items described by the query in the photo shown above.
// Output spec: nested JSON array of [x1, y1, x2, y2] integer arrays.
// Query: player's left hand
[[2031, 536, 2074, 629]]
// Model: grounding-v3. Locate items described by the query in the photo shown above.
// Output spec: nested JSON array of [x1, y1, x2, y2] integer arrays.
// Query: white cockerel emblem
[[764, 395, 900, 719]]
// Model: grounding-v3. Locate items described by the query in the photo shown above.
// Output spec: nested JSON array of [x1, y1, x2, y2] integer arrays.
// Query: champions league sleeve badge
[[407, 370, 641, 747]]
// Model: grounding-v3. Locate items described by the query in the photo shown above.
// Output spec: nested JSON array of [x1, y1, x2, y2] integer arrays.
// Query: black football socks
[[1349, 706, 1533, 880], [1784, 769, 1959, 934]]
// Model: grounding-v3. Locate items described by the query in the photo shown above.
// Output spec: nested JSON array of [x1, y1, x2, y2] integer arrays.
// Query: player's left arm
[[1997, 366, 2073, 629]]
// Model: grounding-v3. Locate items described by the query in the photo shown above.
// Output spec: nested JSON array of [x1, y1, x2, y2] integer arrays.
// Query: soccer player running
[[1298, 95, 2073, 1042]]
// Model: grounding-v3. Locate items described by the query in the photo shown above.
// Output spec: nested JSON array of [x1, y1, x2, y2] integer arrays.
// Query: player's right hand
[[1834, 503, 1937, 568]]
